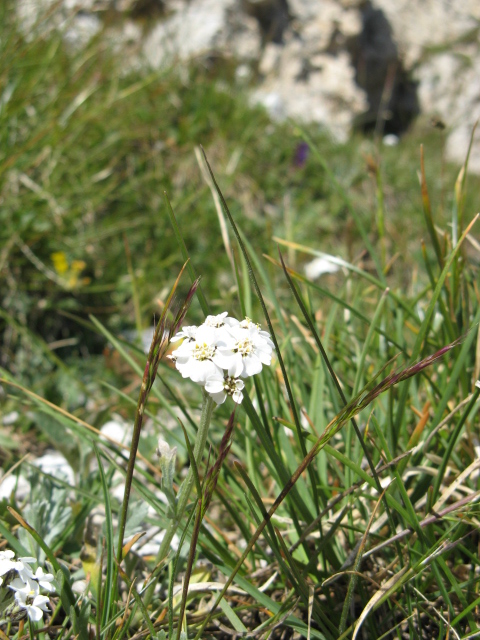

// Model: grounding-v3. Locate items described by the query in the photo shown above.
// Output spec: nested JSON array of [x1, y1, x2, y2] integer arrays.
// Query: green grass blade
[[394, 215, 479, 435], [163, 191, 210, 316], [218, 598, 248, 633], [94, 446, 115, 632], [298, 127, 385, 282], [420, 145, 444, 270]]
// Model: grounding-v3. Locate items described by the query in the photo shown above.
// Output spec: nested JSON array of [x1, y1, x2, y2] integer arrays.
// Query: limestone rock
[[13, 0, 480, 171], [374, 0, 480, 68], [417, 49, 480, 172], [142, 0, 237, 67]]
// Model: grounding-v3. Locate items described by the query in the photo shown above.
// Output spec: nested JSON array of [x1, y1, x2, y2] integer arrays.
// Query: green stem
[[116, 369, 149, 564], [144, 391, 215, 607]]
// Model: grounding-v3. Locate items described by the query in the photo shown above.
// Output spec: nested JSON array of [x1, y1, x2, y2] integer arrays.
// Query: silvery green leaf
[[123, 500, 149, 538]]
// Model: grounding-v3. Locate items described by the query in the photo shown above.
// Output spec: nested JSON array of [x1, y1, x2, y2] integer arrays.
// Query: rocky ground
[[14, 0, 480, 169]]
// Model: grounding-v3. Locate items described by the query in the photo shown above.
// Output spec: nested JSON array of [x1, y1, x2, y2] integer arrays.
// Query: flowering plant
[[169, 312, 274, 404], [0, 549, 54, 623]]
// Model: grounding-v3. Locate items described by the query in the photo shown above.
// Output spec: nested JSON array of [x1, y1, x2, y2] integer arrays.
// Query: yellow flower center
[[223, 376, 238, 395], [235, 338, 253, 357], [192, 342, 215, 361]]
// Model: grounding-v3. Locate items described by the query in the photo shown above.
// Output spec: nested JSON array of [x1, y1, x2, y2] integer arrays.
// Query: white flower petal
[[195, 324, 216, 343], [15, 586, 50, 622], [243, 355, 263, 377], [192, 360, 223, 384], [232, 389, 244, 404], [205, 377, 225, 394], [10, 577, 37, 593], [170, 325, 198, 342], [32, 595, 49, 608], [28, 595, 49, 621], [210, 390, 227, 404], [27, 605, 44, 621], [204, 312, 228, 327], [256, 349, 272, 366], [229, 356, 245, 378], [171, 314, 272, 387], [34, 567, 55, 592], [212, 349, 237, 372], [0, 555, 16, 577]]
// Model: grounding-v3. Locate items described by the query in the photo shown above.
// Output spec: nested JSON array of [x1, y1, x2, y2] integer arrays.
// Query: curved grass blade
[[273, 237, 420, 324], [179, 420, 202, 500], [351, 288, 390, 396], [0, 521, 30, 557], [264, 253, 407, 353], [163, 191, 210, 316], [432, 380, 480, 502], [193, 330, 463, 638], [278, 251, 398, 547], [193, 545, 329, 640], [93, 446, 115, 632], [242, 393, 313, 524], [217, 598, 248, 633], [176, 498, 203, 640], [428, 304, 480, 442], [297, 127, 385, 282], [115, 263, 198, 564], [167, 504, 198, 639], [420, 144, 444, 270], [393, 214, 479, 435], [199, 146, 320, 519], [234, 462, 290, 577], [121, 573, 156, 638], [274, 527, 336, 634]]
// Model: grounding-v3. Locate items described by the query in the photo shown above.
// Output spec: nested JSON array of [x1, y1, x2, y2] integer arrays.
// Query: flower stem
[[144, 391, 215, 607], [175, 392, 214, 517]]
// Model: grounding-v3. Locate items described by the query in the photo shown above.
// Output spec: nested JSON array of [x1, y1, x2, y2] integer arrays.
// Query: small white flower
[[174, 325, 225, 384], [239, 318, 274, 343], [204, 312, 229, 327], [205, 375, 245, 405], [0, 550, 15, 562], [1, 549, 54, 621], [14, 557, 36, 583], [14, 587, 50, 622], [170, 313, 274, 396], [216, 323, 274, 378], [157, 439, 177, 462], [32, 567, 55, 592], [9, 576, 39, 597], [0, 550, 16, 586], [304, 257, 339, 280], [170, 325, 198, 343]]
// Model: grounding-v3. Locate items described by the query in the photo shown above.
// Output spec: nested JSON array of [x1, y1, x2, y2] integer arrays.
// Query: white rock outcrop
[[376, 0, 480, 171], [14, 0, 480, 171]]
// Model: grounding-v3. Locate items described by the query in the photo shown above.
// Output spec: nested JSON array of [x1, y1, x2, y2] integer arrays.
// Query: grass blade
[[94, 446, 115, 632]]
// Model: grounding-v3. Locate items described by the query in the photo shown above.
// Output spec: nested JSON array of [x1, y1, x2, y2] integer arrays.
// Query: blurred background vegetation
[[1, 5, 480, 637], [0, 0, 478, 446]]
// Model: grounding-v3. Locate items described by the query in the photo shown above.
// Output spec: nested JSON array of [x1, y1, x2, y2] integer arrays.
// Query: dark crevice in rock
[[241, 0, 290, 45], [126, 0, 165, 19], [348, 0, 420, 136]]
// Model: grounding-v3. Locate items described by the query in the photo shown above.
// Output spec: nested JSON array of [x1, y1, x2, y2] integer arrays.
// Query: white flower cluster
[[0, 550, 54, 622], [169, 312, 274, 405]]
